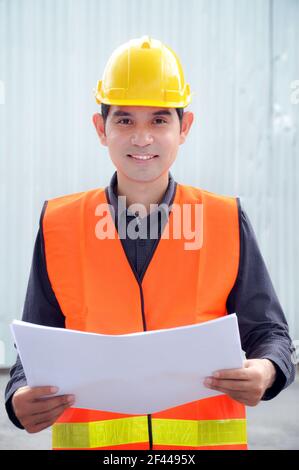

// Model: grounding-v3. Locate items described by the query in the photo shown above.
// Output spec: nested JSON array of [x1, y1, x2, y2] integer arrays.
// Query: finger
[[204, 378, 249, 391], [206, 383, 248, 400], [12, 387, 57, 420], [32, 394, 75, 414], [32, 401, 73, 424], [28, 419, 55, 433], [205, 380, 261, 405], [219, 390, 258, 406], [212, 368, 248, 380], [29, 386, 59, 401], [218, 390, 248, 404]]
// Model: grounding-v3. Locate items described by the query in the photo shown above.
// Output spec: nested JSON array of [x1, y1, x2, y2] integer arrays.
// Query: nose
[[130, 130, 154, 146]]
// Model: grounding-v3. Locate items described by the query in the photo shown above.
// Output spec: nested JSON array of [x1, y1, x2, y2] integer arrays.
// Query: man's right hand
[[12, 386, 75, 433]]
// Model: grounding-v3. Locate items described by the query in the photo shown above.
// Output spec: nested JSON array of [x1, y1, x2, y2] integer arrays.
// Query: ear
[[92, 113, 107, 146], [179, 111, 194, 145]]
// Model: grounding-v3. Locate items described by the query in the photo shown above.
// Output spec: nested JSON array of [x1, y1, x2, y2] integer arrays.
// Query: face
[[93, 105, 194, 183]]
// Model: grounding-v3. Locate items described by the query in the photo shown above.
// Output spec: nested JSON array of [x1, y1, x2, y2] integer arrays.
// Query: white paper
[[10, 314, 244, 414]]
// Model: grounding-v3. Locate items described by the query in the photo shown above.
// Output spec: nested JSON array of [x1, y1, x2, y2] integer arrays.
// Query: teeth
[[129, 155, 156, 160]]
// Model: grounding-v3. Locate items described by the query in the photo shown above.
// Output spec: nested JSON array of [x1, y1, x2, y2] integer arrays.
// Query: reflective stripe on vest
[[43, 183, 247, 450], [53, 417, 247, 449]]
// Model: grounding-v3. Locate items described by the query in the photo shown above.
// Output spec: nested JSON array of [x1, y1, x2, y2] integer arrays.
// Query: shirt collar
[[106, 170, 177, 218]]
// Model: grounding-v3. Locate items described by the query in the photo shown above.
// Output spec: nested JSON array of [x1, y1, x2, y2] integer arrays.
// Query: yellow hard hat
[[94, 35, 193, 108]]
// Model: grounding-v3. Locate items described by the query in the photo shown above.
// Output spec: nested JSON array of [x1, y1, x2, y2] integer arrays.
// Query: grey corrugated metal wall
[[0, 0, 298, 367]]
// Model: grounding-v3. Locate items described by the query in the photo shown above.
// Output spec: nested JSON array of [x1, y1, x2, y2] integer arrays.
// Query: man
[[5, 36, 295, 450]]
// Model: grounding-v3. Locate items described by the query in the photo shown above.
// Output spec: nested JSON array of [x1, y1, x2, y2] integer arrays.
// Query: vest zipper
[[118, 209, 163, 450], [137, 275, 153, 449], [138, 236, 164, 451], [105, 185, 177, 451], [121, 235, 164, 449], [115, 228, 155, 450]]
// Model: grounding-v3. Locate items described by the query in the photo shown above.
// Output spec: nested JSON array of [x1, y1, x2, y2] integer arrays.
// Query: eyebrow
[[112, 109, 172, 118]]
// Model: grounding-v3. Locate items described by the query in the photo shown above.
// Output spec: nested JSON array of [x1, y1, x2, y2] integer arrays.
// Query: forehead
[[110, 106, 175, 118]]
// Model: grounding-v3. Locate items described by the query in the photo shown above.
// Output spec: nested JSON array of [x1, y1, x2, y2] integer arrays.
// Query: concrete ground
[[0, 368, 298, 450]]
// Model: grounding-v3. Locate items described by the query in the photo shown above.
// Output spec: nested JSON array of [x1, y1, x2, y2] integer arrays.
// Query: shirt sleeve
[[4, 202, 66, 428], [226, 198, 296, 400]]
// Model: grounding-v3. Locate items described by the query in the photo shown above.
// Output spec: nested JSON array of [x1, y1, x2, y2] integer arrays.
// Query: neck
[[116, 171, 169, 214]]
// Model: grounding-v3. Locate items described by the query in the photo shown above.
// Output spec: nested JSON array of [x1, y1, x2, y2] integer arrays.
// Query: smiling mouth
[[126, 154, 159, 161]]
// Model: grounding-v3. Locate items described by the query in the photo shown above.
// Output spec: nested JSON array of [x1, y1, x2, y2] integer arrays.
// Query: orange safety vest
[[42, 183, 247, 450]]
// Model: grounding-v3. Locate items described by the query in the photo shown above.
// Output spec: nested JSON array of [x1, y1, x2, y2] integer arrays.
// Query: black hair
[[100, 103, 184, 133]]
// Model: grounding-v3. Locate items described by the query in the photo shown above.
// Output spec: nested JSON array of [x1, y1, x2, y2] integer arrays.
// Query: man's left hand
[[204, 358, 277, 406]]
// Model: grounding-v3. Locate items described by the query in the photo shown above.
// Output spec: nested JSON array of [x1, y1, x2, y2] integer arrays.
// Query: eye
[[116, 118, 132, 124], [154, 118, 167, 124]]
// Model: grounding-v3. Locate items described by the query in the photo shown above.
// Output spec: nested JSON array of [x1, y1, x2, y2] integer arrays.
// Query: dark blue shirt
[[5, 171, 296, 428]]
